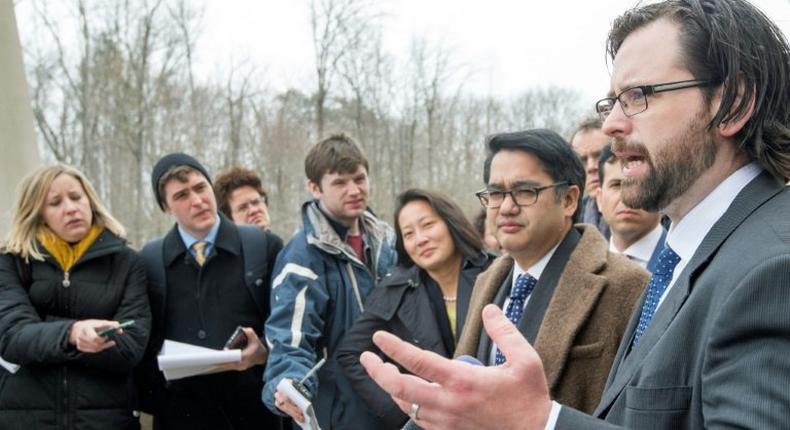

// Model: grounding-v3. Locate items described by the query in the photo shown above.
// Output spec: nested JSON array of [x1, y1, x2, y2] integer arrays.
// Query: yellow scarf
[[37, 224, 103, 272]]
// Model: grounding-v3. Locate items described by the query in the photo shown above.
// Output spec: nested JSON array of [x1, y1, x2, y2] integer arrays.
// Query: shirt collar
[[609, 223, 664, 267], [667, 162, 762, 265], [178, 213, 221, 251], [512, 239, 562, 285]]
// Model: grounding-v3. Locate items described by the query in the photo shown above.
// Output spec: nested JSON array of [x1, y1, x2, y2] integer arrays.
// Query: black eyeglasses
[[476, 182, 568, 208], [595, 79, 716, 118]]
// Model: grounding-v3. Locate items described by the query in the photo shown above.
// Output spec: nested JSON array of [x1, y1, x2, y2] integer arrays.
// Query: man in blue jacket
[[263, 133, 397, 429]]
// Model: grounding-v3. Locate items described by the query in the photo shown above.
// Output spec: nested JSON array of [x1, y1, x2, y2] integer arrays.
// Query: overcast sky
[[195, 0, 790, 106], [15, 0, 790, 107]]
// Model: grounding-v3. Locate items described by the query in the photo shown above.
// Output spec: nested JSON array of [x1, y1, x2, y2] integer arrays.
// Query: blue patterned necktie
[[495, 273, 537, 365], [631, 245, 681, 347]]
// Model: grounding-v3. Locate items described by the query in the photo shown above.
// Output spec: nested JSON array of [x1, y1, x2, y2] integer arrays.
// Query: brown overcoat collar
[[456, 225, 610, 390]]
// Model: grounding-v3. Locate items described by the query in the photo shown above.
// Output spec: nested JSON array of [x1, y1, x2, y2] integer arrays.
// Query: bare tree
[[24, 0, 204, 245], [21, 0, 590, 245], [308, 0, 378, 138]]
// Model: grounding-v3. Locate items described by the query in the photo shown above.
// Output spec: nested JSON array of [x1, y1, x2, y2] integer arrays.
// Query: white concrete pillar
[[0, 0, 40, 237]]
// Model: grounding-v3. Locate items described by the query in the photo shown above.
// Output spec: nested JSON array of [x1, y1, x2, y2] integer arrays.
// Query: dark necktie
[[631, 245, 680, 347], [495, 273, 537, 365]]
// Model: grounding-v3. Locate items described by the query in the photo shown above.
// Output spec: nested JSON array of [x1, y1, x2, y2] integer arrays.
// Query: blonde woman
[[0, 165, 151, 430]]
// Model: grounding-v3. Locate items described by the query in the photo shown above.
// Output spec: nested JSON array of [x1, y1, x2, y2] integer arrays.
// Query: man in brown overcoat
[[456, 129, 649, 414]]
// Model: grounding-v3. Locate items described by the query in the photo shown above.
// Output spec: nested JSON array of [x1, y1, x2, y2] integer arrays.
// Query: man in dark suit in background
[[360, 1, 790, 429], [455, 129, 648, 414], [596, 144, 666, 272], [571, 116, 611, 239]]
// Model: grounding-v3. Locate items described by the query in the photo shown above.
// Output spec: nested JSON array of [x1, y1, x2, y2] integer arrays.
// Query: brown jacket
[[455, 224, 649, 414]]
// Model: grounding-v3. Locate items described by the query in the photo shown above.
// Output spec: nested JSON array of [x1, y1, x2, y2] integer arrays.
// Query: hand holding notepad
[[157, 340, 241, 380]]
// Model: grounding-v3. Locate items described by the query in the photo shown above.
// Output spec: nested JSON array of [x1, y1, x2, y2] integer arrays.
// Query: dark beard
[[621, 114, 718, 212]]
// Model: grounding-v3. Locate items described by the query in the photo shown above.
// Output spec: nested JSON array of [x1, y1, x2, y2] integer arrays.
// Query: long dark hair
[[393, 188, 484, 268]]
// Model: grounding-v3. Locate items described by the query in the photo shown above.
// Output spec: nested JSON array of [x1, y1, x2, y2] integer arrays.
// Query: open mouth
[[614, 143, 649, 178]]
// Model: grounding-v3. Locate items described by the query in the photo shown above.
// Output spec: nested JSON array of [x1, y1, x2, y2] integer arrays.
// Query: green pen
[[97, 320, 135, 336]]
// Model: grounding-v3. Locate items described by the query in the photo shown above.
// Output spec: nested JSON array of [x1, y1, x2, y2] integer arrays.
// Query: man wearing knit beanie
[[136, 153, 284, 430], [150, 152, 212, 211]]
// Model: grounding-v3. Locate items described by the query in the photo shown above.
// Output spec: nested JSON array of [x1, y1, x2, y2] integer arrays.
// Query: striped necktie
[[193, 241, 207, 266]]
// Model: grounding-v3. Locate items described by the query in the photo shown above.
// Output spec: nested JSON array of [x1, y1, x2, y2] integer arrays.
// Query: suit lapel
[[534, 226, 608, 391], [456, 268, 475, 340], [478, 270, 512, 362], [594, 172, 784, 416], [518, 228, 581, 344], [599, 288, 643, 406], [455, 255, 512, 360], [645, 228, 668, 273]]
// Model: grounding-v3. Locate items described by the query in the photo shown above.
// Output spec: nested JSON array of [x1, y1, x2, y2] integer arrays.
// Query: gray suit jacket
[[557, 172, 790, 429]]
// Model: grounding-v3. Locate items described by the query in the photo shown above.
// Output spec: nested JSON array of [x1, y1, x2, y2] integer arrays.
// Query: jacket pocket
[[624, 385, 692, 429], [568, 341, 605, 359]]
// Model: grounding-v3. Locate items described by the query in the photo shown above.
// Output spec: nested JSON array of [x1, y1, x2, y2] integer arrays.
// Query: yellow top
[[37, 224, 103, 272], [444, 300, 457, 340]]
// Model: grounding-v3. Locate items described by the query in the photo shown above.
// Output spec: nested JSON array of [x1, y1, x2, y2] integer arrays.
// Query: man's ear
[[563, 185, 581, 218], [715, 79, 755, 138], [306, 180, 322, 199]]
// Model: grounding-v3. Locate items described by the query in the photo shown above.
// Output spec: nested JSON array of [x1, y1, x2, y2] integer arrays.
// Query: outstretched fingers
[[360, 348, 441, 402], [360, 350, 446, 429], [369, 330, 465, 386], [481, 304, 552, 427]]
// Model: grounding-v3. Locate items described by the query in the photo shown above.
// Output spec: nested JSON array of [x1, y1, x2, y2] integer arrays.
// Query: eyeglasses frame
[[595, 79, 716, 118], [476, 181, 569, 209]]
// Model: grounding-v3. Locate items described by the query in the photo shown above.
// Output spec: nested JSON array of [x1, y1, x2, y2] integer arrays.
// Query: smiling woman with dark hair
[[336, 188, 494, 429]]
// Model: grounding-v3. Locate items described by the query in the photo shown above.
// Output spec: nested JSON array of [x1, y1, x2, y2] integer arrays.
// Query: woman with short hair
[[0, 164, 151, 430]]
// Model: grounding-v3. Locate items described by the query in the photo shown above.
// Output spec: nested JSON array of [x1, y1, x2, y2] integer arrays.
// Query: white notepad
[[276, 378, 322, 430], [157, 340, 241, 380]]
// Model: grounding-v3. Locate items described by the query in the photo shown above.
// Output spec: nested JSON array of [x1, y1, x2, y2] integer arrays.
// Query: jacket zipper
[[345, 262, 364, 313], [62, 367, 69, 428], [62, 271, 71, 288]]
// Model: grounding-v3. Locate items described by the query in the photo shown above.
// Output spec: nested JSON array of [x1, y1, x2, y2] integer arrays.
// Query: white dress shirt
[[545, 162, 763, 429], [178, 214, 221, 259], [609, 224, 665, 269], [659, 162, 761, 307]]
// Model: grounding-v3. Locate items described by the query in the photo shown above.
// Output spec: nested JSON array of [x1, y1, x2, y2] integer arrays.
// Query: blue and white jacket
[[263, 200, 397, 429]]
